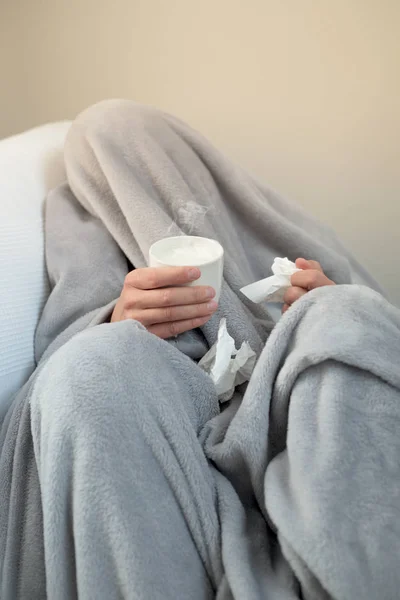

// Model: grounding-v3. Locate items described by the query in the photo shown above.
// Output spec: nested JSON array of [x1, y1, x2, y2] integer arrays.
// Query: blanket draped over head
[[1, 100, 399, 600]]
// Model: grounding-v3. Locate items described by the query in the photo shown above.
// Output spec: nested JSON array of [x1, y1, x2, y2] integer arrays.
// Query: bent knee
[[305, 284, 389, 318], [31, 321, 158, 416], [37, 320, 162, 390], [31, 321, 216, 430]]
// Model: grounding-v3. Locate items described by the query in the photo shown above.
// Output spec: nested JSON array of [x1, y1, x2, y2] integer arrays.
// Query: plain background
[[1, 0, 399, 304]]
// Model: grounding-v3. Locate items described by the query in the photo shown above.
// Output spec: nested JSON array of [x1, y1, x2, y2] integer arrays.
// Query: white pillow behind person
[[0, 122, 71, 421]]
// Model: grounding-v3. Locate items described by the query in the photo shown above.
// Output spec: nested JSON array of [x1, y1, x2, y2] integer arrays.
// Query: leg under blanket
[[30, 320, 222, 600]]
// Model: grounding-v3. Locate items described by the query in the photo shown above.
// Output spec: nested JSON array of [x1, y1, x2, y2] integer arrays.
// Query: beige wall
[[2, 0, 399, 304]]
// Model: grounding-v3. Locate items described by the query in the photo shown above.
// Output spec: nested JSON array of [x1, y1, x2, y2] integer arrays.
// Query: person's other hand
[[111, 266, 218, 338], [282, 258, 335, 314]]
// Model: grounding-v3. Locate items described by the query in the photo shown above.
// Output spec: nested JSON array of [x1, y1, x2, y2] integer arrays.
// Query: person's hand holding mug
[[111, 266, 218, 338]]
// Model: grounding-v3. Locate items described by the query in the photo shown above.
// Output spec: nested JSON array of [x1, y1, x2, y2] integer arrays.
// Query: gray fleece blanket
[[1, 100, 400, 600]]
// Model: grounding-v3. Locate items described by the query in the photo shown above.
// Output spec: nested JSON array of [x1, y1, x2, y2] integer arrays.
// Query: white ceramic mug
[[149, 236, 224, 301]]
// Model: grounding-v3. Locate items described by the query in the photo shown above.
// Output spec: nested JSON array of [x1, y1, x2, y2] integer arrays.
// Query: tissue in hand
[[198, 319, 256, 402], [240, 257, 301, 304]]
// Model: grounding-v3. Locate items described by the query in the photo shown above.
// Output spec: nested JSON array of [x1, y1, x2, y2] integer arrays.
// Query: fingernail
[[207, 300, 218, 311], [188, 268, 201, 280], [206, 287, 216, 298]]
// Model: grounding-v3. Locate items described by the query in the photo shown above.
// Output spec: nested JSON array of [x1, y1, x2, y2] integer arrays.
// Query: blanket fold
[[1, 99, 398, 600]]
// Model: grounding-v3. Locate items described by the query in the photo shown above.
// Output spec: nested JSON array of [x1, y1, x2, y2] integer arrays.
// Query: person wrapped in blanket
[[3, 99, 399, 600]]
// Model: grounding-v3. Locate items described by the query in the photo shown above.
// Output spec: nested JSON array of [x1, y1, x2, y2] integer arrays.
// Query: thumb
[[295, 257, 312, 270]]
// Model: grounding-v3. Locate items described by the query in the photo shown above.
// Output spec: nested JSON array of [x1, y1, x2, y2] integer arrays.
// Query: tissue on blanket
[[240, 257, 301, 303], [198, 319, 256, 402]]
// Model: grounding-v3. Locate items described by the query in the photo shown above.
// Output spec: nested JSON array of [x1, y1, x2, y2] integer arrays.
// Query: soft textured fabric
[[0, 121, 71, 418], [1, 100, 399, 600]]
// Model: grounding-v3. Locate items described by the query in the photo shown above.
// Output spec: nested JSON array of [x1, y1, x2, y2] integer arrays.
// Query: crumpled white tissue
[[198, 318, 256, 402], [240, 257, 301, 303]]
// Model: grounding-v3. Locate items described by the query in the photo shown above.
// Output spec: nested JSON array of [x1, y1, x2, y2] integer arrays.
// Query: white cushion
[[0, 122, 71, 420]]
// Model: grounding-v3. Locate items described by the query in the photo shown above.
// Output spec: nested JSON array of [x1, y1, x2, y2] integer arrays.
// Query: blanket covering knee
[[1, 100, 399, 600]]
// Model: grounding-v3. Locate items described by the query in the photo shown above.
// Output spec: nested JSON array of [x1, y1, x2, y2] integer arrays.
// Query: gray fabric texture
[[1, 100, 399, 600]]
